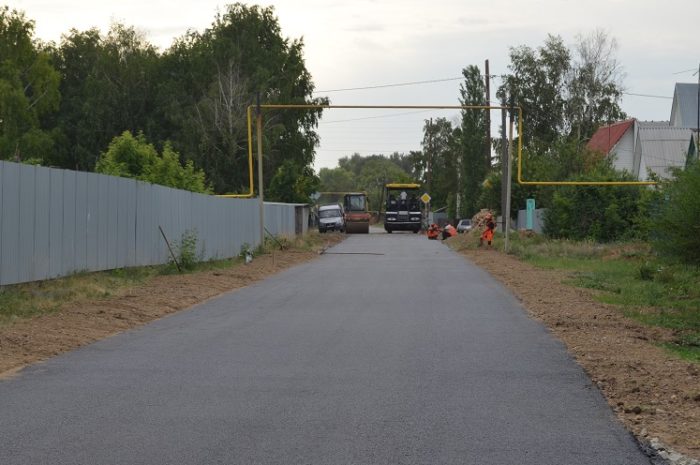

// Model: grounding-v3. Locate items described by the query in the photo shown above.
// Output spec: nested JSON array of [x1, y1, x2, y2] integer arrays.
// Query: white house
[[587, 119, 693, 180]]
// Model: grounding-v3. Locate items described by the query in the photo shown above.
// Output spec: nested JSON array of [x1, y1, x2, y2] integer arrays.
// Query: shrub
[[543, 166, 642, 242], [175, 230, 200, 271], [96, 131, 211, 193], [652, 161, 700, 264]]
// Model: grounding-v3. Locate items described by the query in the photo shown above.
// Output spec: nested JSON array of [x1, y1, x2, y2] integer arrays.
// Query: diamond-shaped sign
[[420, 193, 431, 204]]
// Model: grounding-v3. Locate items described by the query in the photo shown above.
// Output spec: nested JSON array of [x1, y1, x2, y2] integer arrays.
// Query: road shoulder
[[457, 248, 699, 462], [0, 234, 345, 379]]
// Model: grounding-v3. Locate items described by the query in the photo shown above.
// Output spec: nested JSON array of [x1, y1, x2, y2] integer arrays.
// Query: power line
[[313, 74, 506, 94], [673, 68, 698, 75], [622, 92, 672, 100], [314, 75, 674, 103], [313, 77, 463, 93], [318, 109, 437, 125]]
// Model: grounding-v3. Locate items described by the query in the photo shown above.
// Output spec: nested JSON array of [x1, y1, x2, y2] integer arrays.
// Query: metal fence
[[0, 160, 306, 286]]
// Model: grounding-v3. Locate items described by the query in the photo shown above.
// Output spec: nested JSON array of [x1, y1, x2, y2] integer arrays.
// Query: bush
[[96, 131, 211, 193], [652, 161, 700, 264], [175, 230, 200, 271], [543, 166, 642, 242]]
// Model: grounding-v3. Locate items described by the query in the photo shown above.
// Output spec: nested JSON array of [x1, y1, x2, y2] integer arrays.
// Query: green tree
[[497, 35, 570, 153], [0, 7, 60, 162], [497, 31, 626, 152], [49, 25, 160, 170], [267, 159, 319, 203], [159, 3, 324, 194], [322, 153, 416, 209], [420, 118, 458, 215], [457, 65, 487, 217], [357, 157, 412, 210], [318, 167, 356, 193], [96, 131, 210, 193], [566, 30, 627, 141]]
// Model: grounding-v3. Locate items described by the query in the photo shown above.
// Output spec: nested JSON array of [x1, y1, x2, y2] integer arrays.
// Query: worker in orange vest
[[442, 223, 457, 240], [427, 223, 440, 240], [480, 213, 496, 248]]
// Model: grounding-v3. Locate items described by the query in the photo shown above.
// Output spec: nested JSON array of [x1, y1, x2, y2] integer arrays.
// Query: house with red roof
[[587, 119, 693, 180], [587, 119, 636, 172]]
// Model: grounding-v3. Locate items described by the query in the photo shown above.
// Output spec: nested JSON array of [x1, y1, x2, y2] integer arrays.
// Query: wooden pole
[[484, 59, 491, 170], [256, 94, 264, 247], [500, 98, 508, 233], [504, 108, 514, 253]]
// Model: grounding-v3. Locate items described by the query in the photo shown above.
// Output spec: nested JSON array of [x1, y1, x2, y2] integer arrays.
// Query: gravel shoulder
[[459, 247, 699, 461]]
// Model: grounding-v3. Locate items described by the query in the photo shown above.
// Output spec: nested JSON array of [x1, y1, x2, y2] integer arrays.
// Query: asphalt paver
[[0, 234, 652, 464]]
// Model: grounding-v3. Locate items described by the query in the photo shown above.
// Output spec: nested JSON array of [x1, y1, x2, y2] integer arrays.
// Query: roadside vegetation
[[0, 232, 334, 325], [450, 233, 700, 363]]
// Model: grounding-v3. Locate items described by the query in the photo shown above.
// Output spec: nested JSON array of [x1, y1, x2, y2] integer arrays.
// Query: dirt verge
[[460, 248, 699, 460], [0, 234, 344, 379]]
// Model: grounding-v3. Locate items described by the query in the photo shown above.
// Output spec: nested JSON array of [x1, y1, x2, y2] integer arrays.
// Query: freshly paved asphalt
[[0, 233, 652, 465]]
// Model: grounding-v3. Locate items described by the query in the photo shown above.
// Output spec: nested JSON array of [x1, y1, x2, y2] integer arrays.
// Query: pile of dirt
[[0, 234, 345, 378], [460, 248, 700, 460]]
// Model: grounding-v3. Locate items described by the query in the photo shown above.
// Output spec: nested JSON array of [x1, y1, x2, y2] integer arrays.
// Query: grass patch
[[0, 267, 159, 324], [661, 336, 700, 363]]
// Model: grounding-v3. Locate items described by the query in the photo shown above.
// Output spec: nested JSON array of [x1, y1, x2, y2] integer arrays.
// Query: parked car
[[456, 218, 472, 233], [318, 204, 345, 233]]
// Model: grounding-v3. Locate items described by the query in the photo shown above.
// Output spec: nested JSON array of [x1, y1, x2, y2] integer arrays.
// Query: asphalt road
[[0, 233, 652, 464]]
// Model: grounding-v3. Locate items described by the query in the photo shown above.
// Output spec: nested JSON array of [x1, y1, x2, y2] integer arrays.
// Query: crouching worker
[[427, 223, 440, 240], [479, 213, 496, 248], [442, 223, 457, 240]]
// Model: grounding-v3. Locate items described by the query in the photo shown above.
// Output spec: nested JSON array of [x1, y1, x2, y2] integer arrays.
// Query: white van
[[318, 204, 345, 233]]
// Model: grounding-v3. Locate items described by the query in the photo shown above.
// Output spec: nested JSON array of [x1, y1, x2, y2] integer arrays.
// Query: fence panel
[[33, 167, 51, 281], [86, 172, 100, 271], [62, 170, 77, 275], [48, 168, 64, 279], [74, 172, 88, 272], [18, 165, 35, 283], [0, 160, 305, 285], [1, 163, 21, 285]]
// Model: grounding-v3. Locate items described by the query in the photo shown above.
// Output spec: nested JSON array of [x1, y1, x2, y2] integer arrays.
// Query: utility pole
[[504, 106, 515, 253], [427, 117, 433, 220], [256, 93, 265, 246], [484, 60, 491, 170], [500, 96, 508, 233]]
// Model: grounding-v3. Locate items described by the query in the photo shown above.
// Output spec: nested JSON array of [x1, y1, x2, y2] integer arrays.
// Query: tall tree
[[458, 65, 487, 217], [159, 3, 325, 196], [421, 117, 458, 215], [0, 7, 60, 162], [497, 34, 570, 153], [566, 29, 627, 141], [50, 25, 160, 170]]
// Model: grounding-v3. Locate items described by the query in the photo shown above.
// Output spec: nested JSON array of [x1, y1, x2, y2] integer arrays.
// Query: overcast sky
[[11, 0, 700, 170]]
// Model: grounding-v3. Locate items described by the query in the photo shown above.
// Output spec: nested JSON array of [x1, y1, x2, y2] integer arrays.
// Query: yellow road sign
[[420, 193, 431, 204]]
